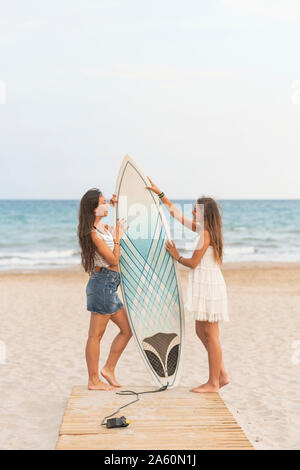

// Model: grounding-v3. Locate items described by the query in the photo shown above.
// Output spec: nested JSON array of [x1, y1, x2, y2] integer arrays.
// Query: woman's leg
[[101, 307, 133, 387], [195, 321, 229, 388], [191, 321, 226, 393], [86, 313, 115, 390]]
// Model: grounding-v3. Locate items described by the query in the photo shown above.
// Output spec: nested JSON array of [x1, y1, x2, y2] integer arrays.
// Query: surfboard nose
[[142, 332, 180, 378]]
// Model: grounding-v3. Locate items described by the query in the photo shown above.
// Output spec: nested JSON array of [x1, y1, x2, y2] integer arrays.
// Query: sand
[[0, 263, 300, 450]]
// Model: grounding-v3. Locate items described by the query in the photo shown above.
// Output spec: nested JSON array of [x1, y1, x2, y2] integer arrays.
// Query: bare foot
[[88, 379, 115, 391], [219, 375, 230, 389], [101, 367, 122, 387], [190, 382, 220, 393]]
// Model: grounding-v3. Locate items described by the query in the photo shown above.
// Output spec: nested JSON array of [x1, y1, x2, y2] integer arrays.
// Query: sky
[[0, 0, 300, 199]]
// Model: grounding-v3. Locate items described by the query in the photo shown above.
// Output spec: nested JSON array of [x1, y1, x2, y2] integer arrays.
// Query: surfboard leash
[[100, 383, 169, 428]]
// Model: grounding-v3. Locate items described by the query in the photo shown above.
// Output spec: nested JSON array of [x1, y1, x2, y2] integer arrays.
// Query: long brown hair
[[77, 188, 101, 275], [196, 196, 223, 265]]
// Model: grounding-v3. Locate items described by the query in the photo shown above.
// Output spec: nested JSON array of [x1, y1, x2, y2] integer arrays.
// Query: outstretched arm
[[166, 230, 210, 269], [145, 176, 201, 232]]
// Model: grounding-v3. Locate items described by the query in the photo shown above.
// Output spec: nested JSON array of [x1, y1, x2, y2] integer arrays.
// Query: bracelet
[[158, 191, 165, 199], [177, 256, 183, 263], [114, 240, 120, 245]]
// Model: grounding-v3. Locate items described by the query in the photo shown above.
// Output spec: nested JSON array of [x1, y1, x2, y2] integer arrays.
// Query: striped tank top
[[91, 223, 115, 268]]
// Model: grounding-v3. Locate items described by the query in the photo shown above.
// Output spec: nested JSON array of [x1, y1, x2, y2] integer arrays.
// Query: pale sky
[[0, 0, 300, 199]]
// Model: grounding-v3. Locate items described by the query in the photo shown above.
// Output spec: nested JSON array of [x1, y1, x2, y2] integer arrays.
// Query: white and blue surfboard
[[114, 155, 185, 388]]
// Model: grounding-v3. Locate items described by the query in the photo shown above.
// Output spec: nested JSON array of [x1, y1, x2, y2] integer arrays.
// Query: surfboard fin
[[142, 332, 180, 378]]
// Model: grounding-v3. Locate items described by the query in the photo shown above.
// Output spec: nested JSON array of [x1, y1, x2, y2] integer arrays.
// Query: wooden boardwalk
[[56, 386, 254, 450]]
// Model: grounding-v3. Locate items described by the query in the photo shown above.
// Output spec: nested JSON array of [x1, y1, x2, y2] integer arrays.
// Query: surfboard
[[114, 155, 185, 388]]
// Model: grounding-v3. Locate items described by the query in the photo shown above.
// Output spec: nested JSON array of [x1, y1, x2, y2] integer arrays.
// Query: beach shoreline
[[1, 263, 300, 449], [2, 259, 300, 277]]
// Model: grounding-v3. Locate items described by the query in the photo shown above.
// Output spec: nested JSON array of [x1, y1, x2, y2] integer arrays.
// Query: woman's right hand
[[145, 176, 162, 195], [114, 218, 128, 241]]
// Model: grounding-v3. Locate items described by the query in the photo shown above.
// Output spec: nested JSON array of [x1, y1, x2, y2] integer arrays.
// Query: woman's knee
[[88, 329, 106, 341], [203, 322, 219, 341], [196, 320, 210, 337], [121, 327, 133, 339]]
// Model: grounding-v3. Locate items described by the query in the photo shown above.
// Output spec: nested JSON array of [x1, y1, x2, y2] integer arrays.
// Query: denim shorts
[[86, 268, 124, 315]]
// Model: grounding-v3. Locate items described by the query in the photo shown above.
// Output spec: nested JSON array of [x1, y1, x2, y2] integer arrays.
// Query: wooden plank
[[56, 386, 254, 450]]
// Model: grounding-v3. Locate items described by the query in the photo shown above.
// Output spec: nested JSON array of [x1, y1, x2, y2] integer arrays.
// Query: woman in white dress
[[146, 178, 229, 393]]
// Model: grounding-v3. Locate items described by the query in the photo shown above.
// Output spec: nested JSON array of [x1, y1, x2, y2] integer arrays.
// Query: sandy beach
[[0, 263, 300, 450]]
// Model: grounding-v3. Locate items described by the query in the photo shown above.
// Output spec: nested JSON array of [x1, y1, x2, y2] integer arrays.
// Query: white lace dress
[[185, 245, 229, 322]]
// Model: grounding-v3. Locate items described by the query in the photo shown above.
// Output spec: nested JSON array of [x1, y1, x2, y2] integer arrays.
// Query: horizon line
[[0, 198, 299, 201]]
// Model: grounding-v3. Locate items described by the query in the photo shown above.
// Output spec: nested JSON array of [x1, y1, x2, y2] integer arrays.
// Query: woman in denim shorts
[[78, 188, 132, 391]]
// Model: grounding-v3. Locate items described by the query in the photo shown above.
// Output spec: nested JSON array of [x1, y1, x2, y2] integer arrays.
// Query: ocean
[[0, 199, 299, 271]]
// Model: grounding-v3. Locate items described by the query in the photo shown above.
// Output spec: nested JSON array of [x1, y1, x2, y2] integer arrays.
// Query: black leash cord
[[101, 383, 169, 426]]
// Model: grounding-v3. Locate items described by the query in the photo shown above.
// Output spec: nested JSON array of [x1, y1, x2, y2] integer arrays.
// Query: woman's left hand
[[165, 240, 180, 260], [110, 193, 118, 206], [145, 176, 162, 195]]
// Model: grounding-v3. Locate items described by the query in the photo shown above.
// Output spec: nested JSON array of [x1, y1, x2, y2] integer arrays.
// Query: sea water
[[0, 199, 299, 270]]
